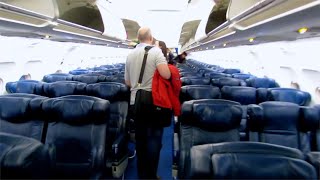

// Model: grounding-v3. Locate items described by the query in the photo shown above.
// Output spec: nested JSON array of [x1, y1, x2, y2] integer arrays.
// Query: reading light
[[298, 27, 308, 34], [223, 43, 227, 47], [88, 41, 92, 44], [45, 35, 50, 39], [212, 46, 215, 49], [249, 38, 254, 42]]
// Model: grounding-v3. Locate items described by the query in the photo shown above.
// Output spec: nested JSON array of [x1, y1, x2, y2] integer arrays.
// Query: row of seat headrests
[[180, 99, 319, 133], [6, 81, 129, 102], [42, 73, 125, 84], [180, 85, 311, 106], [0, 94, 110, 123], [68, 64, 125, 75]]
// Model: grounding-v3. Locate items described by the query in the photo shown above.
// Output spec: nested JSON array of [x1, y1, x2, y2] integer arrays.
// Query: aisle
[[124, 121, 173, 179]]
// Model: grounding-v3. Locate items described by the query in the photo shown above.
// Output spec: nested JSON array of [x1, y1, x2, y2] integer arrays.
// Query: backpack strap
[[138, 46, 153, 86]]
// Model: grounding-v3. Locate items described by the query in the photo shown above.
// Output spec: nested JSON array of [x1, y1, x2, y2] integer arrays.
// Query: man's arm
[[124, 58, 131, 87]]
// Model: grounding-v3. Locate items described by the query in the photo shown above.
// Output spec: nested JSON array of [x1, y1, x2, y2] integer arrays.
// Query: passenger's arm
[[155, 50, 171, 79]]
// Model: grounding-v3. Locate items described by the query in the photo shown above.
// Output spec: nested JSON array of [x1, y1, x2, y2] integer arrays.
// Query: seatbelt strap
[[138, 46, 153, 87]]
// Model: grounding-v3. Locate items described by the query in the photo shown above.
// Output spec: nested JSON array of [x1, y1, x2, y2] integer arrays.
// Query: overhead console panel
[[0, 0, 130, 48], [185, 0, 320, 52]]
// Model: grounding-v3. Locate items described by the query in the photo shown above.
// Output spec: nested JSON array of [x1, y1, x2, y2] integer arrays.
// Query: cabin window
[[316, 87, 320, 97]]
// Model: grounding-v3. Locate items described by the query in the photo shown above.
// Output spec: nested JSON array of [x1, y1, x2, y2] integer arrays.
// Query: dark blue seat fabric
[[222, 68, 241, 74], [42, 95, 110, 178], [0, 94, 48, 141], [204, 72, 231, 79], [180, 72, 202, 77], [69, 69, 90, 75], [105, 75, 126, 84], [178, 99, 242, 178], [247, 102, 319, 153], [232, 73, 255, 80], [221, 86, 257, 105], [311, 105, 320, 151], [180, 77, 211, 86], [188, 142, 316, 179], [43, 73, 73, 83], [72, 74, 107, 84], [0, 132, 51, 179], [42, 81, 86, 97], [246, 77, 279, 88], [257, 88, 311, 106], [306, 152, 320, 177], [180, 85, 220, 103], [6, 80, 42, 94], [211, 77, 246, 88]]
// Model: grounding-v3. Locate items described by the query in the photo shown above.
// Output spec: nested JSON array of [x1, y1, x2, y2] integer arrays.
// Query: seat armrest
[[173, 133, 180, 165], [306, 152, 320, 177], [112, 134, 128, 162]]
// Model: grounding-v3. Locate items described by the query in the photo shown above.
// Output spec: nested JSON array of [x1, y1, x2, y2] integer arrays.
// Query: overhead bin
[[185, 0, 320, 52], [0, 0, 129, 48]]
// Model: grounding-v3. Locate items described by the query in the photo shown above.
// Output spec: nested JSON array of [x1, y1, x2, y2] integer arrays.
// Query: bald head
[[137, 27, 153, 44]]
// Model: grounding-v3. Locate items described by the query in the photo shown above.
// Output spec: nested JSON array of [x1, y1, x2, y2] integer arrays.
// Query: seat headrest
[[221, 86, 256, 105], [42, 95, 110, 124], [232, 73, 254, 80], [5, 82, 17, 93], [246, 78, 279, 88], [180, 85, 220, 102], [211, 77, 246, 88], [86, 82, 129, 101], [222, 68, 241, 74], [180, 72, 200, 77], [180, 77, 210, 86], [204, 72, 231, 79], [42, 73, 73, 83], [15, 81, 42, 94], [43, 81, 86, 97], [268, 88, 311, 106], [189, 142, 310, 179], [72, 75, 106, 84], [181, 99, 242, 131], [247, 102, 300, 131], [0, 95, 47, 121]]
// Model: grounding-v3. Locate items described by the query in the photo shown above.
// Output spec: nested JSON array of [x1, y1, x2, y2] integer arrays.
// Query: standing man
[[125, 27, 171, 179]]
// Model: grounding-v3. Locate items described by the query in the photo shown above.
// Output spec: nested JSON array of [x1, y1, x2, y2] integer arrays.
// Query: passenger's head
[[158, 41, 168, 60], [181, 52, 187, 59], [137, 27, 153, 44]]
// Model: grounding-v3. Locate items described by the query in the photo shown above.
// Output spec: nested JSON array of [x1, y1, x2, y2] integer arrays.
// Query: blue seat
[[0, 132, 51, 179], [232, 73, 255, 80], [204, 72, 231, 79], [72, 74, 107, 84], [188, 142, 317, 179], [257, 88, 311, 106], [0, 94, 48, 141], [69, 69, 90, 75], [221, 86, 257, 105], [180, 77, 211, 86], [86, 82, 130, 174], [43, 73, 73, 83], [6, 80, 42, 94], [211, 77, 246, 88], [42, 81, 86, 97], [246, 77, 279, 88], [42, 95, 110, 178], [178, 99, 242, 178], [180, 72, 202, 77], [247, 102, 319, 153], [311, 104, 320, 151], [222, 68, 241, 74], [180, 85, 220, 103]]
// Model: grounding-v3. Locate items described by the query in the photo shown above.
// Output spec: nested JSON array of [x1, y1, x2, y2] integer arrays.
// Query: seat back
[[222, 68, 241, 74], [246, 77, 279, 88], [0, 132, 51, 179], [189, 142, 316, 179], [204, 72, 231, 79], [311, 105, 320, 151], [86, 82, 129, 145], [180, 85, 220, 103], [42, 95, 110, 178], [257, 88, 311, 106], [221, 86, 257, 105], [42, 73, 73, 83], [232, 73, 255, 80], [179, 99, 242, 178], [0, 94, 48, 141], [180, 72, 201, 77], [211, 77, 246, 88], [6, 80, 42, 94], [69, 69, 90, 75], [180, 77, 210, 86], [247, 102, 319, 153], [42, 81, 86, 97], [72, 74, 107, 84]]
